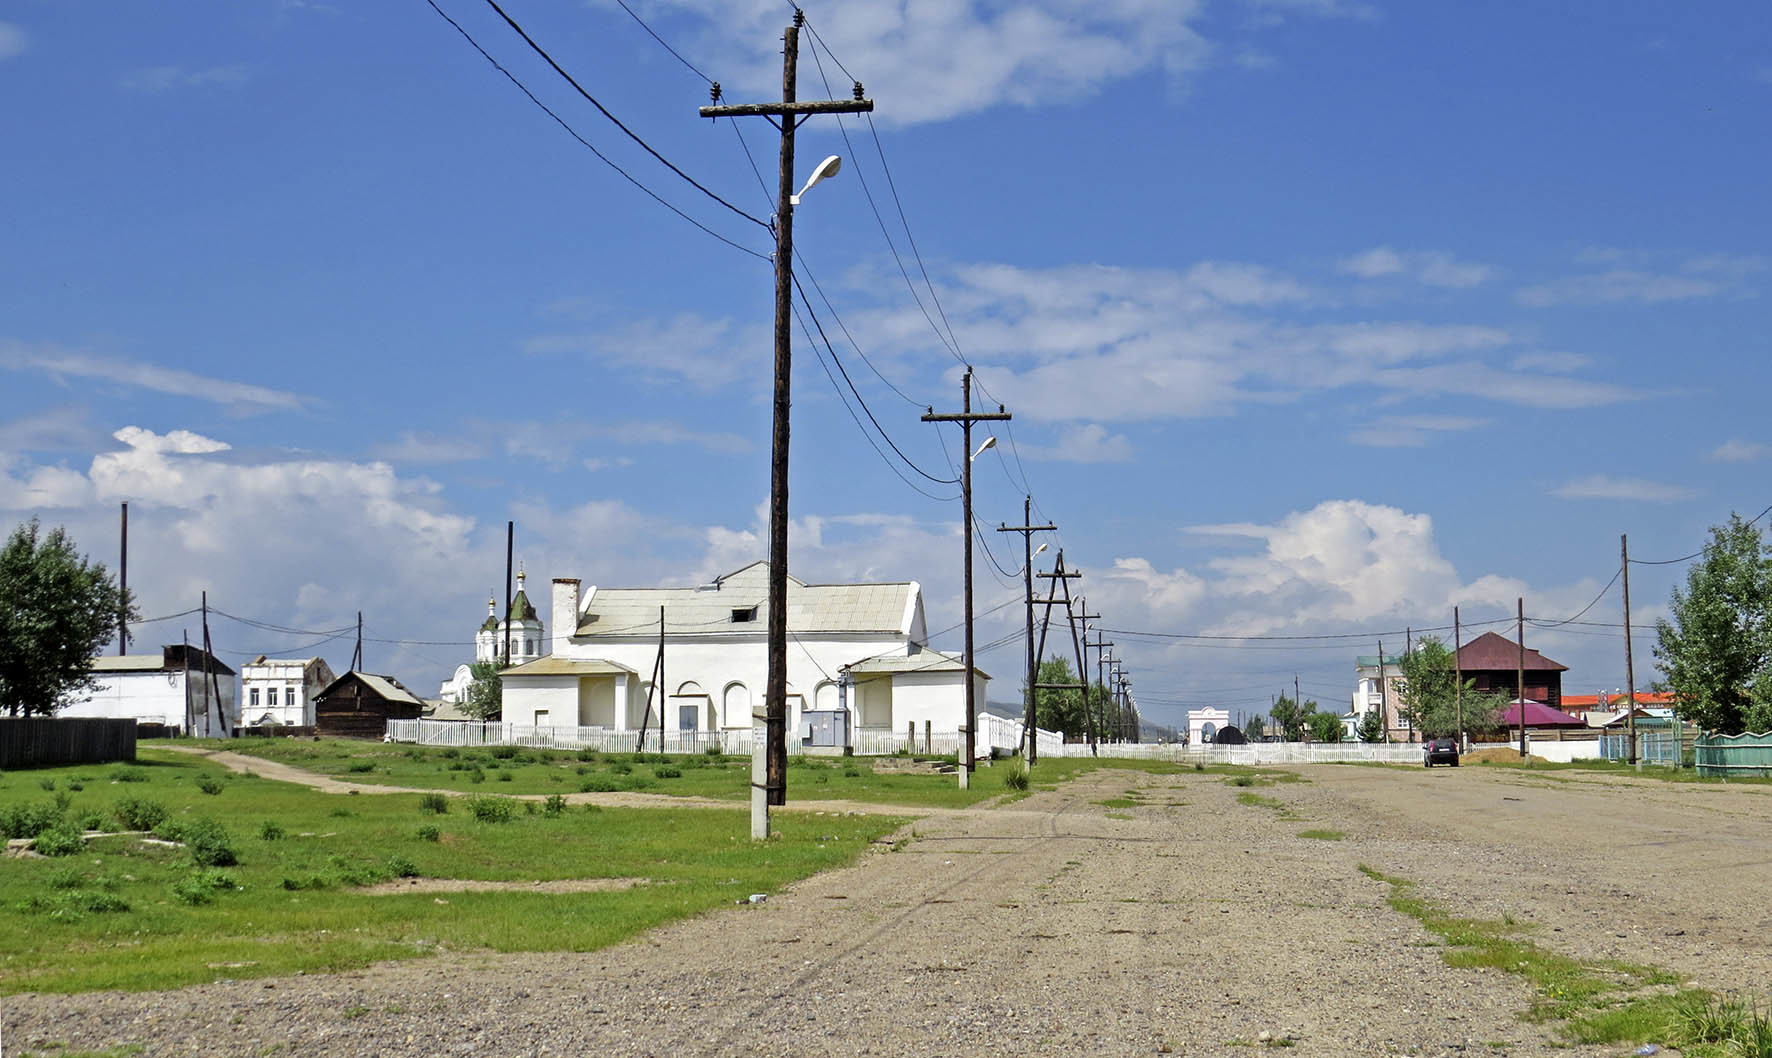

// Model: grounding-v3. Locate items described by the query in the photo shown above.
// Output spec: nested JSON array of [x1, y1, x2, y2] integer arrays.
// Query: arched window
[[676, 681, 704, 697], [722, 682, 751, 729], [814, 681, 838, 712]]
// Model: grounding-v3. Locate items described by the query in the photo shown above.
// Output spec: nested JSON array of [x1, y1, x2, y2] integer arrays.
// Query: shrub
[[496, 770, 514, 782], [416, 823, 441, 842], [579, 777, 619, 793], [703, 744, 723, 758], [576, 748, 599, 762], [387, 855, 419, 878], [259, 820, 285, 841], [654, 767, 682, 779], [47, 866, 85, 890], [77, 812, 105, 830], [66, 781, 84, 792], [33, 824, 86, 857], [179, 819, 238, 867], [1, 801, 67, 839], [522, 800, 537, 815], [172, 869, 236, 905], [112, 796, 167, 832], [467, 796, 514, 823], [1002, 769, 1030, 792], [39, 777, 56, 791], [345, 761, 376, 774], [440, 747, 460, 759], [110, 766, 148, 783], [280, 875, 332, 891], [610, 762, 632, 775], [466, 767, 486, 784], [195, 774, 225, 795], [490, 745, 518, 760], [418, 793, 449, 815], [543, 794, 567, 817], [842, 766, 861, 778], [328, 806, 353, 817]]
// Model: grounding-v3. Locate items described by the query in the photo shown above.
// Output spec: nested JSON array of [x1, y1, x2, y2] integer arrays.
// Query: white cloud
[[0, 21, 27, 60], [1516, 270, 1722, 307], [118, 64, 249, 94], [1242, 0, 1378, 20], [1710, 439, 1770, 462], [1347, 414, 1489, 448], [370, 431, 486, 465], [1015, 423, 1133, 462], [525, 312, 766, 394], [0, 340, 307, 412], [646, 0, 1215, 126], [1508, 352, 1592, 373], [0, 407, 102, 454], [1553, 475, 1697, 502], [1339, 247, 1493, 288]]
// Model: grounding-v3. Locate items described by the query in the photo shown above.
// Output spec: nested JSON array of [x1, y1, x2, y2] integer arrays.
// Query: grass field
[[204, 737, 1014, 808], [0, 752, 910, 994]]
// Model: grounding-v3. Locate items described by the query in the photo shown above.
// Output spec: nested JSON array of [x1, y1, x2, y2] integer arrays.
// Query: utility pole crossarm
[[700, 99, 874, 118], [1036, 569, 1082, 579], [997, 524, 1058, 534], [1033, 682, 1087, 690], [922, 411, 1013, 423]]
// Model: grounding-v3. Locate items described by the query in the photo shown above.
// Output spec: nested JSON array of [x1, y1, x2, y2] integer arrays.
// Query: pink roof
[[1501, 699, 1588, 727]]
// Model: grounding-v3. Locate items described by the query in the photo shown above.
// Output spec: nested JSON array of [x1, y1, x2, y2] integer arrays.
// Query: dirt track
[[6, 761, 1769, 1057]]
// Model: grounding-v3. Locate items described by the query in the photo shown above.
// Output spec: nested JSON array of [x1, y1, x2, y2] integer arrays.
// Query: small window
[[267, 687, 279, 706], [731, 607, 758, 623], [249, 687, 260, 707]]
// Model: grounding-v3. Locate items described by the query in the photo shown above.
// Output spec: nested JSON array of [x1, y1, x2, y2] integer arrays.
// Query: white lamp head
[[790, 155, 843, 205], [1033, 542, 1049, 557], [971, 435, 997, 461]]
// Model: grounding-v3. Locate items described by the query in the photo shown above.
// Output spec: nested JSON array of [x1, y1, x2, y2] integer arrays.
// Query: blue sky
[[3, 1, 1768, 728]]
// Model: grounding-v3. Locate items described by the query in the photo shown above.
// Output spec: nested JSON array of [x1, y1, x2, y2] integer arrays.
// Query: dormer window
[[731, 606, 758, 623]]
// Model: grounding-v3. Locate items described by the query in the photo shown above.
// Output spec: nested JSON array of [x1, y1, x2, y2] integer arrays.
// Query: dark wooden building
[[312, 671, 425, 739], [1454, 632, 1567, 710]]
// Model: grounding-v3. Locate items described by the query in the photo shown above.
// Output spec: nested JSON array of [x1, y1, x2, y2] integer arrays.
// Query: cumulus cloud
[[0, 340, 307, 413], [1339, 247, 1493, 288], [1553, 475, 1697, 502]]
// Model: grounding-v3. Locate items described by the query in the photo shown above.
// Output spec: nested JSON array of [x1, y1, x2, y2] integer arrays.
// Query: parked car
[[1423, 737, 1459, 767]]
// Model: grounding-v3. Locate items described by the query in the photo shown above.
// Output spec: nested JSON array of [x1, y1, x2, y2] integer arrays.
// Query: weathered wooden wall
[[0, 717, 137, 769]]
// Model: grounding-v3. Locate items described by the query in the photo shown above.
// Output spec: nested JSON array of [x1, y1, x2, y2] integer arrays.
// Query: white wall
[[62, 669, 237, 736], [505, 675, 579, 727]]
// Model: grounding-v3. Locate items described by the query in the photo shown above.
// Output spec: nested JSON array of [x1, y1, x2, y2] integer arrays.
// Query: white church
[[498, 561, 985, 744], [438, 568, 547, 704]]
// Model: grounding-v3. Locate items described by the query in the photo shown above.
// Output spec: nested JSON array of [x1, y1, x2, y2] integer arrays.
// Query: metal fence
[[1695, 730, 1772, 778], [1598, 730, 1681, 765]]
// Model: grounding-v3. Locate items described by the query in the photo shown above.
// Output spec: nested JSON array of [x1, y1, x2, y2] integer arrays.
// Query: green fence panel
[[1694, 731, 1772, 778]]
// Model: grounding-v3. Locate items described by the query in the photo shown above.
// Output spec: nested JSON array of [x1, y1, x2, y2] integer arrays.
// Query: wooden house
[[312, 671, 425, 739], [1454, 632, 1567, 711]]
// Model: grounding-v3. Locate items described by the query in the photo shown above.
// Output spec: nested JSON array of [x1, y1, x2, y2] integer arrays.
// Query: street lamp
[[791, 155, 842, 205], [971, 436, 997, 460]]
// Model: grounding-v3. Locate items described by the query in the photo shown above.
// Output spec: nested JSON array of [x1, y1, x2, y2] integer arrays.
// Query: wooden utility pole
[[1376, 640, 1388, 744], [1622, 534, 1638, 766], [997, 498, 1054, 767], [1517, 597, 1527, 760], [1453, 606, 1464, 749], [922, 369, 1011, 787], [351, 611, 363, 672], [503, 521, 514, 668], [1088, 631, 1112, 741], [636, 607, 666, 753], [1033, 551, 1086, 747], [701, 14, 873, 835], [118, 502, 129, 655]]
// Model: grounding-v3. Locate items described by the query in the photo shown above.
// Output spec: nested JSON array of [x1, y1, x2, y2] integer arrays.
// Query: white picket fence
[[387, 718, 1427, 766]]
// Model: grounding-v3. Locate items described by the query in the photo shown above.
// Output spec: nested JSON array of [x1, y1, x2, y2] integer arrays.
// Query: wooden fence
[[1695, 730, 1772, 778], [0, 717, 137, 769]]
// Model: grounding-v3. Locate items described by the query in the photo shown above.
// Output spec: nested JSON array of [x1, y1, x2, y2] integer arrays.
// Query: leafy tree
[[1306, 710, 1344, 743], [1245, 715, 1266, 741], [1397, 636, 1512, 738], [1027, 657, 1087, 738], [1356, 706, 1385, 743], [0, 519, 134, 716], [1268, 695, 1317, 741], [1655, 514, 1772, 735], [460, 660, 503, 722]]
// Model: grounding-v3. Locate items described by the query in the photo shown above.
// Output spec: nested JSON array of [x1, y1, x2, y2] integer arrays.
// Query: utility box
[[800, 710, 849, 748]]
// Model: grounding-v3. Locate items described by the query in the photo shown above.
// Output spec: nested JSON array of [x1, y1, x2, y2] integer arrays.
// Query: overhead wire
[[424, 0, 769, 261], [477, 0, 770, 231]]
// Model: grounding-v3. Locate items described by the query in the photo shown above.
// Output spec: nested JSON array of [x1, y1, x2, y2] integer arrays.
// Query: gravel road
[[6, 761, 1768, 1057]]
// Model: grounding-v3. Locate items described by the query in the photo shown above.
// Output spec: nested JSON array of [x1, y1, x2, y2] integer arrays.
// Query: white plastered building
[[500, 562, 986, 743], [241, 656, 337, 726], [62, 645, 238, 737], [439, 568, 546, 703]]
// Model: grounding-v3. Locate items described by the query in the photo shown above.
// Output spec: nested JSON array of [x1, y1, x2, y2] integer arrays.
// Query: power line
[[477, 0, 771, 232], [1531, 568, 1622, 628], [610, 0, 713, 85], [1628, 501, 1772, 565], [423, 0, 769, 262], [792, 271, 957, 485]]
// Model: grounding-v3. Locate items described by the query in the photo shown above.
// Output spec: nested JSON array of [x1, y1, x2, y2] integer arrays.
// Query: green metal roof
[[509, 589, 536, 622]]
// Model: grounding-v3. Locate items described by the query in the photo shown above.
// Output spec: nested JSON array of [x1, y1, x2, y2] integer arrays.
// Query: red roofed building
[[1454, 632, 1567, 712]]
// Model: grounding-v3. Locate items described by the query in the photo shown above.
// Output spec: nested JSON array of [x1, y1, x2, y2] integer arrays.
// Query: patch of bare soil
[[358, 876, 651, 895]]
